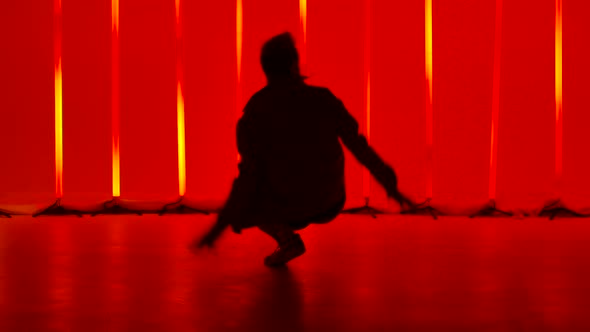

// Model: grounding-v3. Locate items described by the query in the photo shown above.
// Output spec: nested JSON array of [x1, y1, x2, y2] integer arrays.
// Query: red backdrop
[[1, 0, 589, 213]]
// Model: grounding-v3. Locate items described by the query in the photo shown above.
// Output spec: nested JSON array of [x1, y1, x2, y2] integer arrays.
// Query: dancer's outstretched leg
[[259, 223, 306, 267]]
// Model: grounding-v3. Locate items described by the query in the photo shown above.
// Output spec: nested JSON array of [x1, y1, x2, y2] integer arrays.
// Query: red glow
[[362, 0, 371, 199], [236, 0, 243, 163], [176, 0, 186, 197], [489, 0, 503, 200], [112, 0, 120, 197], [4, 0, 590, 213], [54, 0, 63, 198], [425, 0, 433, 199], [175, 0, 180, 25], [555, 0, 563, 192]]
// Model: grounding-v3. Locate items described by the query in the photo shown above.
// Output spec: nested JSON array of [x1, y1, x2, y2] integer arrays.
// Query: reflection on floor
[[0, 215, 589, 331]]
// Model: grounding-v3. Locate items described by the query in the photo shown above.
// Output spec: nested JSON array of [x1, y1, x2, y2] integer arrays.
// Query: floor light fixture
[[34, 0, 84, 217]]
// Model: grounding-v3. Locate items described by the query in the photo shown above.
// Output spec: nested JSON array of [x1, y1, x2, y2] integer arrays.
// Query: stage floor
[[0, 214, 589, 331]]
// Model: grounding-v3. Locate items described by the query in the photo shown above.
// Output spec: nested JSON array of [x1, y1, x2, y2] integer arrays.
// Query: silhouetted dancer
[[158, 196, 209, 216], [191, 33, 413, 267], [470, 199, 513, 218], [90, 197, 143, 216], [33, 198, 84, 217], [539, 199, 588, 220], [402, 198, 443, 220]]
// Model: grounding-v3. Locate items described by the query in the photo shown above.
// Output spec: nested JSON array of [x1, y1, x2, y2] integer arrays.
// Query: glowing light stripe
[[112, 0, 119, 32], [555, 0, 563, 185], [425, 0, 433, 104], [299, 0, 307, 69], [54, 0, 63, 198], [489, 122, 496, 198], [489, 0, 503, 200], [237, 0, 243, 86], [236, 0, 243, 162], [176, 0, 186, 196], [175, 0, 180, 25], [112, 0, 120, 197], [362, 0, 371, 199], [425, 0, 433, 198], [177, 84, 186, 196], [55, 60, 63, 198]]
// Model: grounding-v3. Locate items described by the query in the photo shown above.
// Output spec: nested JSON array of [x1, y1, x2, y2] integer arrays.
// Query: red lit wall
[[307, 0, 366, 208], [184, 0, 237, 205], [1, 0, 589, 213]]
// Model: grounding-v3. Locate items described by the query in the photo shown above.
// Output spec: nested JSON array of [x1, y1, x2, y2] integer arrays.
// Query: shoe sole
[[264, 246, 306, 267]]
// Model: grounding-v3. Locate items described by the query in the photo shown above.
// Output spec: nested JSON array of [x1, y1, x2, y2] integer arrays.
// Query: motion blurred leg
[[258, 223, 296, 245], [259, 223, 305, 266]]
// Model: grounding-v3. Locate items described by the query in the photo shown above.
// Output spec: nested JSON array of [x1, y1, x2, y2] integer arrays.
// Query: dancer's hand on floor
[[189, 220, 229, 252], [192, 234, 215, 249], [388, 191, 416, 212]]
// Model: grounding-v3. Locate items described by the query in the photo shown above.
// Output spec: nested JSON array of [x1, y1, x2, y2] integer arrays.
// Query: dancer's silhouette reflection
[[190, 266, 304, 331], [192, 33, 413, 266], [245, 268, 304, 332]]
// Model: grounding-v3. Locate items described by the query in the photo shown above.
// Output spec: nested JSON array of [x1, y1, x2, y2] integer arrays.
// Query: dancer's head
[[260, 32, 302, 83]]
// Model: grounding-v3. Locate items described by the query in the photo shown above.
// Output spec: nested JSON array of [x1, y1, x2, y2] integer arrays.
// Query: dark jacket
[[221, 79, 398, 233]]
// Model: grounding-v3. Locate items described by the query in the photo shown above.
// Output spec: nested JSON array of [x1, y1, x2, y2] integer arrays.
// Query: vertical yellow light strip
[[236, 0, 243, 162], [177, 84, 186, 196], [555, 0, 563, 189], [112, 0, 120, 197], [362, 0, 371, 199], [112, 0, 119, 32], [425, 0, 433, 199], [489, 0, 503, 200], [176, 0, 186, 197], [55, 61, 63, 198], [425, 0, 433, 104], [54, 0, 63, 198], [299, 0, 307, 70], [237, 0, 242, 86]]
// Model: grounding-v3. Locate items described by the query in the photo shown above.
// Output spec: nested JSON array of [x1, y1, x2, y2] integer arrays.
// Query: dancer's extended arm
[[332, 97, 413, 208]]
